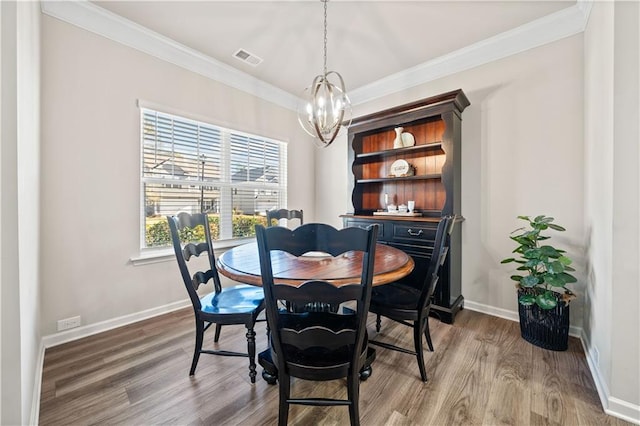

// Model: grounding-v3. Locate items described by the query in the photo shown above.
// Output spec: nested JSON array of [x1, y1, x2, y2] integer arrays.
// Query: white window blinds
[[140, 108, 287, 248]]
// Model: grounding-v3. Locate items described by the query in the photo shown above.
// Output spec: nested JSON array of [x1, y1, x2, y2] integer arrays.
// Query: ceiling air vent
[[233, 49, 263, 67]]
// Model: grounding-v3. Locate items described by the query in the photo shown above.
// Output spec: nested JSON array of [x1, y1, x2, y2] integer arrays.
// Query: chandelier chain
[[323, 0, 328, 75]]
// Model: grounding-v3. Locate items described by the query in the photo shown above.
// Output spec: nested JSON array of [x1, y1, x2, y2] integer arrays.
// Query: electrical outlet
[[57, 316, 81, 331]]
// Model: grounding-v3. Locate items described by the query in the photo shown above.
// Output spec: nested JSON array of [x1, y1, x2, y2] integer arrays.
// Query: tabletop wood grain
[[217, 242, 414, 287]]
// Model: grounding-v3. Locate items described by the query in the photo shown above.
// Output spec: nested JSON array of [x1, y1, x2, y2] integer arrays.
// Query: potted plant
[[501, 215, 577, 350]]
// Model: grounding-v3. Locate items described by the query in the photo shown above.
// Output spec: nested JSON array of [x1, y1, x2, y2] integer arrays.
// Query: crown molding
[[349, 1, 592, 105], [40, 0, 299, 111], [41, 1, 592, 110]]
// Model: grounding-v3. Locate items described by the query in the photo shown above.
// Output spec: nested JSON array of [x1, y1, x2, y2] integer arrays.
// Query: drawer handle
[[407, 229, 423, 236]]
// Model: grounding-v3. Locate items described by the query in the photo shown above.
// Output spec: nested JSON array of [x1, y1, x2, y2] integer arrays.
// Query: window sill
[[130, 236, 256, 266]]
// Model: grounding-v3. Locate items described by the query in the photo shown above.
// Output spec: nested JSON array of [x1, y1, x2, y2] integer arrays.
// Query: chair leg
[[278, 374, 290, 426], [190, 319, 204, 376], [262, 369, 278, 385], [214, 323, 222, 342], [359, 365, 372, 381], [413, 321, 428, 382], [246, 326, 257, 383], [375, 314, 381, 332], [347, 372, 361, 426], [424, 318, 434, 352]]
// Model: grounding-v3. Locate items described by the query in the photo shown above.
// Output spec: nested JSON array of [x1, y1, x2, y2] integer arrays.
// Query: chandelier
[[297, 0, 351, 148]]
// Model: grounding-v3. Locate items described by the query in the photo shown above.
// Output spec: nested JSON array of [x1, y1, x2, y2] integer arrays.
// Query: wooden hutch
[[341, 89, 470, 323]]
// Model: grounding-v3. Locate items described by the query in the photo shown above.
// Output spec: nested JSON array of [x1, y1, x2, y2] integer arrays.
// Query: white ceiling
[[91, 1, 576, 99]]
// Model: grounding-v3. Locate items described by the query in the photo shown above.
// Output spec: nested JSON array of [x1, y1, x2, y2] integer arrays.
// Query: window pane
[[142, 110, 222, 182], [231, 212, 268, 239], [144, 182, 222, 246], [230, 134, 282, 185], [231, 187, 269, 238], [141, 107, 286, 248], [230, 187, 280, 215]]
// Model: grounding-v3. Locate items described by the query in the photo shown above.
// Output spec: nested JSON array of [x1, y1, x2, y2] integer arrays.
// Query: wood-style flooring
[[39, 308, 629, 425]]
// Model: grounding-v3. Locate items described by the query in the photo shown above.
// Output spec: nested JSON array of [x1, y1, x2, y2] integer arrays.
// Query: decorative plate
[[302, 251, 331, 258], [401, 132, 415, 147], [389, 159, 410, 177]]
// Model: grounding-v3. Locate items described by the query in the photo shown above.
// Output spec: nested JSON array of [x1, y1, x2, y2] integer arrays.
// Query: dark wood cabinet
[[341, 89, 469, 323]]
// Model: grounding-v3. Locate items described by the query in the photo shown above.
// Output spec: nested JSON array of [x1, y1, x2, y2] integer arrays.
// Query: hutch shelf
[[341, 89, 470, 323]]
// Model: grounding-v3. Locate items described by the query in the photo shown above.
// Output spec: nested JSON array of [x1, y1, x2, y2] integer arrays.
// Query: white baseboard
[[29, 340, 45, 426], [580, 331, 640, 425], [463, 300, 519, 322], [462, 299, 581, 338], [465, 299, 639, 425], [606, 397, 640, 425], [41, 299, 190, 348], [580, 331, 611, 412]]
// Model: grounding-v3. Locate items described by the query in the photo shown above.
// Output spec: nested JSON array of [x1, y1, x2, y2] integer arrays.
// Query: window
[[140, 107, 287, 248]]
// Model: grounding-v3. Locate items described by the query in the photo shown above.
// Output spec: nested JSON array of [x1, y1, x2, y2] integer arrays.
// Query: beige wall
[[1, 2, 41, 424], [584, 0, 614, 389], [317, 34, 586, 328], [585, 0, 640, 416], [610, 0, 639, 409], [1, 4, 22, 423], [40, 15, 315, 336]]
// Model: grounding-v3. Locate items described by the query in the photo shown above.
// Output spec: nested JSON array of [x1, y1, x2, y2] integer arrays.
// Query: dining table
[[216, 239, 414, 383], [216, 241, 415, 287], [217, 238, 414, 383]]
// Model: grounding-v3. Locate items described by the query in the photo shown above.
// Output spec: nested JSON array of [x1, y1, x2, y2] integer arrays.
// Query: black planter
[[517, 288, 569, 351]]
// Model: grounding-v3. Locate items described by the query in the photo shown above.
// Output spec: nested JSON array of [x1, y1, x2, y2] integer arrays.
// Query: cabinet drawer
[[391, 222, 437, 245], [345, 219, 385, 235]]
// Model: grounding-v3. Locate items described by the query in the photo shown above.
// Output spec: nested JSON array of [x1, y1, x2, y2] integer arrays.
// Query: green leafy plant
[[232, 213, 267, 238], [145, 214, 249, 247], [501, 215, 577, 310]]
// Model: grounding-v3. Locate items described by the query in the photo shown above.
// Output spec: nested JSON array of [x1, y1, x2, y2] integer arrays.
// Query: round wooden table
[[216, 242, 414, 287]]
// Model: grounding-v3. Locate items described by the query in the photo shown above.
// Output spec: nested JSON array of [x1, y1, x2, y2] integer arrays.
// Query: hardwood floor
[[39, 308, 628, 425]]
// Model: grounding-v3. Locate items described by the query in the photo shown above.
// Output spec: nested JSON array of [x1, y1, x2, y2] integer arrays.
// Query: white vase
[[393, 127, 404, 149]]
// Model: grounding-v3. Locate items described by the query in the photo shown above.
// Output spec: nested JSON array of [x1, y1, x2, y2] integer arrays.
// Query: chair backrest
[[167, 213, 223, 311], [255, 223, 378, 377], [266, 208, 303, 227], [418, 215, 456, 310]]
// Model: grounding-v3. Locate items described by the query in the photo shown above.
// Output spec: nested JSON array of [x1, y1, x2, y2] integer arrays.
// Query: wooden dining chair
[[368, 215, 455, 382], [167, 212, 265, 382], [266, 208, 303, 228], [255, 223, 378, 426]]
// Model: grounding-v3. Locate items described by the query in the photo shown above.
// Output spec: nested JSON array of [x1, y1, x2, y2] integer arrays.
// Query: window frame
[[138, 102, 288, 253]]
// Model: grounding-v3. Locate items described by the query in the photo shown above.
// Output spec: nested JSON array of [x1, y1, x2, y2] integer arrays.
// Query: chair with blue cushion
[[167, 212, 265, 382]]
